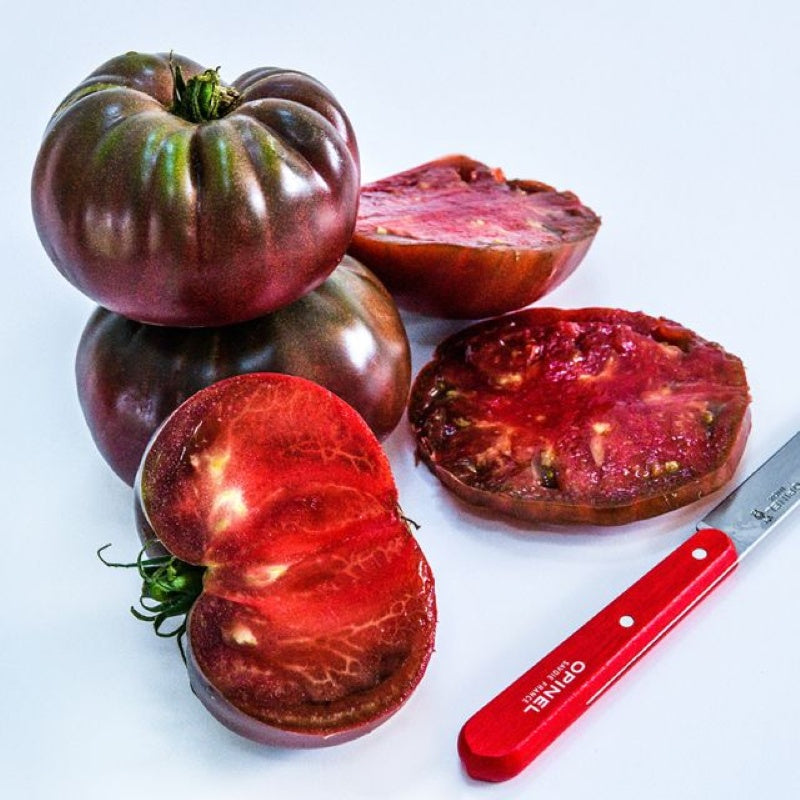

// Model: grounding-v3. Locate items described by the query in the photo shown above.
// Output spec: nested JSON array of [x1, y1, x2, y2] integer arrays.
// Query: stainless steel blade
[[697, 430, 800, 559]]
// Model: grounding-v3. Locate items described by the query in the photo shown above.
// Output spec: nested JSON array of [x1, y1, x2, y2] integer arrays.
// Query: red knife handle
[[458, 527, 738, 782]]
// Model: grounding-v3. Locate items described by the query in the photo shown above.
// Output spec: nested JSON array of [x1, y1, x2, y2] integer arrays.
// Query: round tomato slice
[[349, 155, 600, 319], [409, 308, 751, 525], [137, 373, 436, 744]]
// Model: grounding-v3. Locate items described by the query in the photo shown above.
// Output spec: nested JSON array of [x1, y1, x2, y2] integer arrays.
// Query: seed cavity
[[635, 460, 680, 480], [535, 448, 559, 489], [539, 464, 559, 489]]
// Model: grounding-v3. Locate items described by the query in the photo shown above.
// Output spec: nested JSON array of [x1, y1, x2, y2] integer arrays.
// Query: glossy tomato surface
[[76, 256, 410, 485], [349, 155, 600, 319], [32, 51, 360, 326], [136, 373, 436, 744], [410, 307, 751, 525]]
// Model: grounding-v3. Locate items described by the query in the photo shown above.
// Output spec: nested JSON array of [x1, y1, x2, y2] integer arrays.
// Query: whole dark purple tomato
[[76, 256, 410, 485], [32, 51, 360, 326]]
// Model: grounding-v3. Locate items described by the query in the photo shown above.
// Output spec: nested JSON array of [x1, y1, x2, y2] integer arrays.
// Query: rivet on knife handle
[[458, 527, 738, 782]]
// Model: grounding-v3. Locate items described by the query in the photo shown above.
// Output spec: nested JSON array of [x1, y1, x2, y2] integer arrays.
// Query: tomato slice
[[137, 373, 436, 743], [409, 308, 751, 525], [349, 155, 600, 318]]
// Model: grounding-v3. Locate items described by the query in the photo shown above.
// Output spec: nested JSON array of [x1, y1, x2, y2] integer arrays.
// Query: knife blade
[[458, 430, 800, 783]]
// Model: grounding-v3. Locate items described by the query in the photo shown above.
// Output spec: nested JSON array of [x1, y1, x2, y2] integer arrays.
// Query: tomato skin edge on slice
[[349, 232, 595, 320], [418, 407, 751, 526]]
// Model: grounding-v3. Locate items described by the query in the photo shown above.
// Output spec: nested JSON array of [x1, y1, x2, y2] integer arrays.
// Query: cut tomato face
[[409, 308, 751, 525], [136, 373, 436, 744], [349, 155, 600, 319]]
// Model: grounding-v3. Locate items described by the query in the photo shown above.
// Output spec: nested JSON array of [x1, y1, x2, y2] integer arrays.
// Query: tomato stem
[[98, 543, 205, 661], [169, 55, 240, 123]]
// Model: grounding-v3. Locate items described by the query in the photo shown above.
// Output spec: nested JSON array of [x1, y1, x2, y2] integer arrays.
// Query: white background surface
[[2, 1, 799, 797]]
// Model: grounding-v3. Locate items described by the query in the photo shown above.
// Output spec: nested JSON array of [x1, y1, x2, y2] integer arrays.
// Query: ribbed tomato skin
[[75, 256, 410, 484], [32, 51, 360, 326]]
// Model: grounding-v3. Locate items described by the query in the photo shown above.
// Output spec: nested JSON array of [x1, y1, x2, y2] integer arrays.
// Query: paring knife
[[458, 430, 800, 782]]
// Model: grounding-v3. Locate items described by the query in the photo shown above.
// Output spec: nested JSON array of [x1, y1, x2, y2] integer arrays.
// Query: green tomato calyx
[[170, 56, 240, 122], [98, 543, 205, 660]]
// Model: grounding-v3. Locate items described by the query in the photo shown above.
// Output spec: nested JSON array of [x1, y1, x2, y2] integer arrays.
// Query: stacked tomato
[[32, 51, 413, 484], [32, 52, 434, 744]]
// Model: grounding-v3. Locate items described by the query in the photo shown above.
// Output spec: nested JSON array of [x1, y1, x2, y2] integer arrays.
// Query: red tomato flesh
[[409, 308, 751, 525], [137, 373, 436, 744], [349, 155, 600, 318]]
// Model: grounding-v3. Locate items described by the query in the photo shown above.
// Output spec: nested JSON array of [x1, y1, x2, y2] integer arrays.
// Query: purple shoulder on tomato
[[32, 51, 360, 327]]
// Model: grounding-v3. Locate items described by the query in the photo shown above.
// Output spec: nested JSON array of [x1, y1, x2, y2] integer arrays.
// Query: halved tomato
[[409, 308, 751, 525], [349, 155, 600, 319], [136, 373, 436, 744]]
